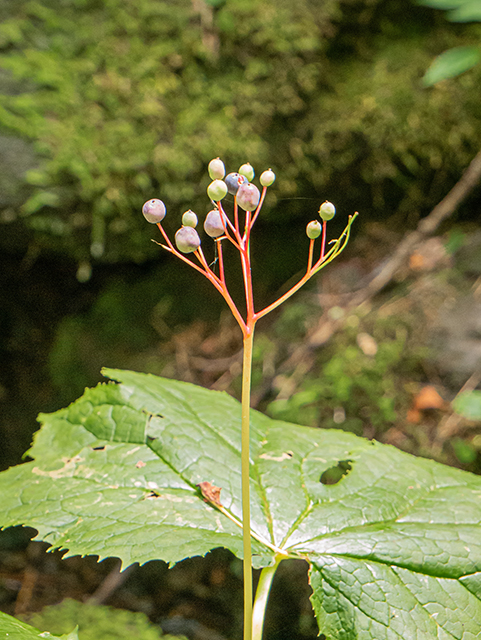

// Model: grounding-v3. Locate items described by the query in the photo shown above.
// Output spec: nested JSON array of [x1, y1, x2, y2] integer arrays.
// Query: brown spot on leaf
[[197, 481, 223, 508]]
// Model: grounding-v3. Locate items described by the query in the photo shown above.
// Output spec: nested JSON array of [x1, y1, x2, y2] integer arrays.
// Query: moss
[[23, 598, 182, 640]]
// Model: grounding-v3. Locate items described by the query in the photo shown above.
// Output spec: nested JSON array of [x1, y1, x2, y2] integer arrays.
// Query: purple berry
[[175, 226, 201, 253], [142, 199, 166, 223], [204, 209, 227, 238], [225, 172, 248, 195], [236, 182, 260, 212]]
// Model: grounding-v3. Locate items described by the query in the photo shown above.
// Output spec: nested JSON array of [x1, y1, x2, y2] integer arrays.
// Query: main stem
[[241, 328, 255, 640]]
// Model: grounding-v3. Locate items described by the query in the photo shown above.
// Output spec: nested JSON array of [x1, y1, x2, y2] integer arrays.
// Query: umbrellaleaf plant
[[0, 160, 481, 640]]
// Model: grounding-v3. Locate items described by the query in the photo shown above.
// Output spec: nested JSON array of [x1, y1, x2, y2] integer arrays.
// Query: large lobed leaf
[[1, 369, 480, 638]]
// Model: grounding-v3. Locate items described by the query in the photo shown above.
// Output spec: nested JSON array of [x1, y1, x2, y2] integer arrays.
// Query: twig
[[350, 147, 481, 307], [14, 566, 38, 616], [86, 560, 136, 605], [432, 368, 481, 454]]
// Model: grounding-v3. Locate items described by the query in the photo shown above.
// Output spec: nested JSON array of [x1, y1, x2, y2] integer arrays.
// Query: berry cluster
[[142, 159, 357, 336]]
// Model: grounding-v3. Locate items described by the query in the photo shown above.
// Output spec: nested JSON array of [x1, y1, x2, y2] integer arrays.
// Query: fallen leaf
[[413, 385, 444, 411]]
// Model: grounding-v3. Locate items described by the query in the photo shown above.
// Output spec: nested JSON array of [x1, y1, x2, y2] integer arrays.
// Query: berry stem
[[307, 238, 315, 272], [218, 201, 241, 246], [321, 219, 327, 260], [216, 238, 225, 284], [240, 241, 255, 324], [250, 186, 267, 228], [254, 214, 357, 321], [234, 197, 240, 238], [196, 247, 222, 286]]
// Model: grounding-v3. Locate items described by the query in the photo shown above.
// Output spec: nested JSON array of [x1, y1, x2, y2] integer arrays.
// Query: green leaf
[[1, 369, 481, 638], [453, 390, 481, 420], [422, 46, 481, 85], [448, 0, 481, 21], [0, 611, 77, 639]]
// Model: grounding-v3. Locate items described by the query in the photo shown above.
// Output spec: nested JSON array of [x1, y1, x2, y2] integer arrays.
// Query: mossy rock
[[23, 599, 182, 640]]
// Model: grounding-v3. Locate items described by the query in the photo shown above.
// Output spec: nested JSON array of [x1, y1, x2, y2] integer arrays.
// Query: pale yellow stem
[[241, 329, 254, 640]]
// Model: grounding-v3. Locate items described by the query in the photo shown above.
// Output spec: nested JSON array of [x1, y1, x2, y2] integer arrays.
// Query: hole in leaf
[[319, 635, 327, 640], [91, 446, 105, 451], [320, 460, 353, 485]]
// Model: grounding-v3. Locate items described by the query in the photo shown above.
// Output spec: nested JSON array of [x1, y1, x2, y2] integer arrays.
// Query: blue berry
[[225, 172, 248, 195]]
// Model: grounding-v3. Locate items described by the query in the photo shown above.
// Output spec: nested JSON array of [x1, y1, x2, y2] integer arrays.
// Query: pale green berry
[[175, 226, 201, 253], [207, 179, 228, 201], [208, 157, 225, 180], [182, 210, 198, 228], [204, 209, 227, 238], [238, 162, 254, 182], [236, 182, 260, 212], [306, 220, 322, 239], [319, 201, 336, 221], [260, 169, 276, 187], [142, 199, 166, 223]]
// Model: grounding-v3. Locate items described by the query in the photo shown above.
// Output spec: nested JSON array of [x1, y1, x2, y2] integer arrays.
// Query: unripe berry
[[236, 182, 260, 212], [225, 172, 248, 195], [182, 210, 198, 228], [208, 157, 225, 180], [238, 163, 254, 182], [142, 199, 166, 223], [260, 169, 275, 187], [306, 220, 322, 239], [204, 209, 227, 238], [319, 201, 336, 221], [207, 179, 228, 201], [175, 226, 201, 253]]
